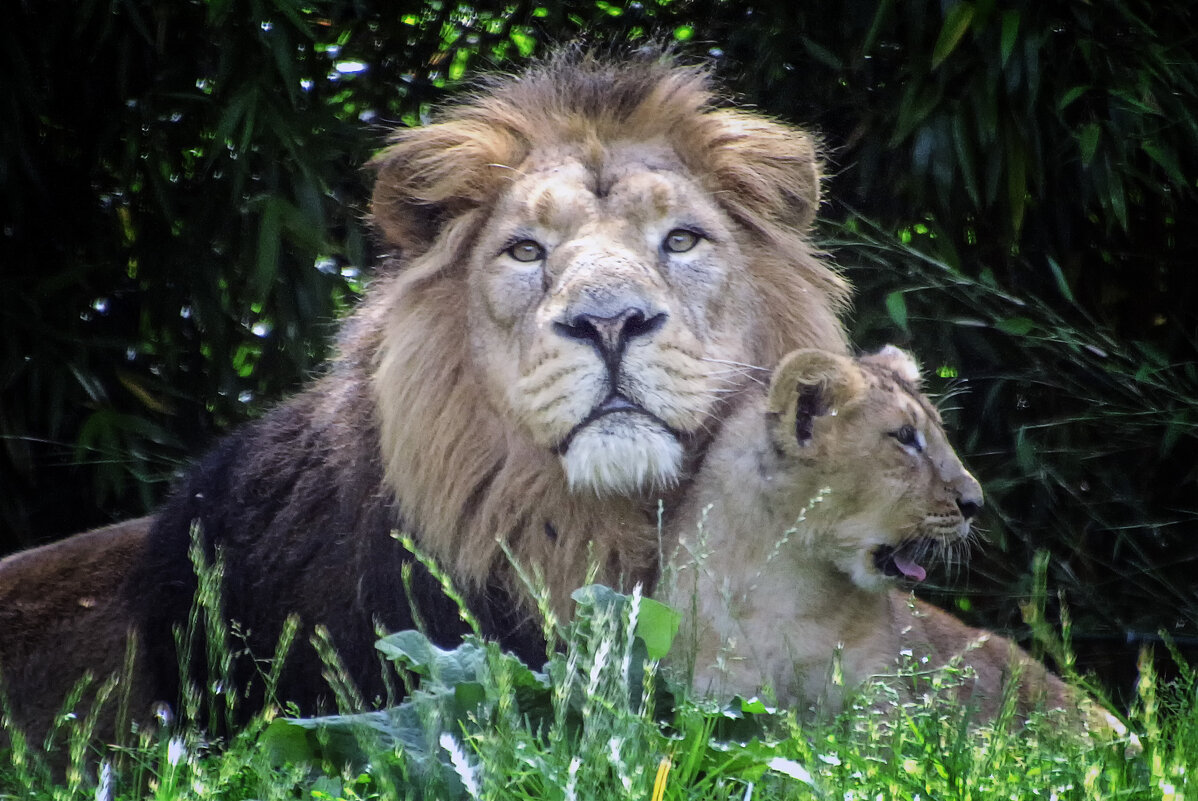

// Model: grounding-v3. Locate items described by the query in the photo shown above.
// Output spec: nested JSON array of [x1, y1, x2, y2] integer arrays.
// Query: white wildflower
[[166, 737, 187, 767], [564, 755, 582, 801], [95, 760, 114, 801]]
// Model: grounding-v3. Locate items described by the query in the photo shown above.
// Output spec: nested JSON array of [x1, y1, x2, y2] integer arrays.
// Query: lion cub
[[665, 346, 1097, 723]]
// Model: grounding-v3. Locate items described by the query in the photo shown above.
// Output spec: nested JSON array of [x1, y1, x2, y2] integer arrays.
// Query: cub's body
[[666, 348, 1082, 721]]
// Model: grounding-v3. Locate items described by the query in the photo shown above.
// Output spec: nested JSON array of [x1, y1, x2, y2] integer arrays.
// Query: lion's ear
[[859, 345, 922, 387], [699, 110, 823, 232], [766, 349, 865, 452], [369, 120, 523, 258]]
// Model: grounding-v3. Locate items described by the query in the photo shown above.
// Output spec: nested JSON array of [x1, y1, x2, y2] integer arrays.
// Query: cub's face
[[468, 143, 758, 495], [764, 348, 984, 591]]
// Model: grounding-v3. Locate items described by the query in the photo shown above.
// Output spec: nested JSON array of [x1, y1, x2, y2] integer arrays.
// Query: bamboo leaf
[[1046, 256, 1077, 305], [1000, 10, 1020, 68], [1142, 141, 1187, 185], [996, 317, 1035, 336], [885, 291, 909, 333], [255, 196, 284, 300], [801, 36, 844, 71], [951, 115, 981, 206], [862, 0, 895, 56], [932, 2, 976, 70], [1057, 85, 1089, 112], [1078, 123, 1101, 166], [1006, 137, 1027, 234]]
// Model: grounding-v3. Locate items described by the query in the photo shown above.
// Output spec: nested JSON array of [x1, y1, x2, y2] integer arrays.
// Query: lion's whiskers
[[701, 357, 769, 372]]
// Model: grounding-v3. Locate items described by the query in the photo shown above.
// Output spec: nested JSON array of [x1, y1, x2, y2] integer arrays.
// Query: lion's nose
[[554, 308, 667, 367]]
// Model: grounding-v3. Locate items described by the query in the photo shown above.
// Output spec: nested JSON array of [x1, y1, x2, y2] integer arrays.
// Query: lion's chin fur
[[560, 415, 684, 496]]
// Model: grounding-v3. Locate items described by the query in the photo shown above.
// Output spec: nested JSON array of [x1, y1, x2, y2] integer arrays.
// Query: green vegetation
[[0, 581, 1187, 799], [3, 0, 1196, 762]]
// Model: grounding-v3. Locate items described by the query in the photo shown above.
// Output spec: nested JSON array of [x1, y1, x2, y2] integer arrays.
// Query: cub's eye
[[892, 425, 923, 451], [663, 228, 701, 254], [505, 240, 545, 263]]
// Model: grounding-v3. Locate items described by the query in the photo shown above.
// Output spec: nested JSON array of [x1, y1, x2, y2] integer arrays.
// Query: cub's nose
[[956, 497, 982, 521], [554, 307, 667, 366]]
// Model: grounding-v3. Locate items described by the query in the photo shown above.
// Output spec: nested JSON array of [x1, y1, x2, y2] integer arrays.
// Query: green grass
[[1, 573, 1191, 801]]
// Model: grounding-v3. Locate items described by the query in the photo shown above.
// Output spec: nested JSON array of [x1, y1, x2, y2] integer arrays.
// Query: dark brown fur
[[0, 519, 152, 750]]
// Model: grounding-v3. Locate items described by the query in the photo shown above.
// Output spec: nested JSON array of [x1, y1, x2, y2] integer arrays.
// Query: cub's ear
[[858, 345, 922, 387], [369, 119, 523, 259], [766, 349, 865, 455]]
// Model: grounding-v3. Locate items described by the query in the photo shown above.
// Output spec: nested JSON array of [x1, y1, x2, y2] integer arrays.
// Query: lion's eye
[[663, 229, 701, 254], [505, 240, 545, 263], [892, 425, 924, 452]]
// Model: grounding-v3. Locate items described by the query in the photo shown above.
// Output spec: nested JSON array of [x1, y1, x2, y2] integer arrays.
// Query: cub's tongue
[[892, 552, 927, 582]]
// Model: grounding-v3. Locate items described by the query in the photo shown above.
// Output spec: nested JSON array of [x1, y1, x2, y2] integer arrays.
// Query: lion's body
[[0, 518, 152, 747], [1, 50, 851, 742], [665, 348, 1079, 719]]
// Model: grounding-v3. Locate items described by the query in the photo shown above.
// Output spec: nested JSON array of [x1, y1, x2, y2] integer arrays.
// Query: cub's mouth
[[872, 539, 939, 582]]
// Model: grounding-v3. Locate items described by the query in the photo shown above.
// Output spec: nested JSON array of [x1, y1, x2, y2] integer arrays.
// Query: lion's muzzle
[[553, 306, 668, 375]]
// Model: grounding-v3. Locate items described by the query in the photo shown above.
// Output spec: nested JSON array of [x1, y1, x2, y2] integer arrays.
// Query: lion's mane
[[125, 49, 852, 718]]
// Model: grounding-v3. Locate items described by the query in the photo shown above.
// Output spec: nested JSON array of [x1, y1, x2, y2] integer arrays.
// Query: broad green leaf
[[375, 629, 488, 688], [931, 2, 975, 70], [740, 697, 769, 714], [636, 597, 681, 660], [572, 584, 678, 659]]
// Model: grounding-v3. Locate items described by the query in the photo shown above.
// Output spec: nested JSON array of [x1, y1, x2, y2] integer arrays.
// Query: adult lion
[[1, 49, 850, 742]]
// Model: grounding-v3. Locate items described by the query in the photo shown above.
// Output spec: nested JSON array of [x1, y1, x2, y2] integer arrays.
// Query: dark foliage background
[[3, 0, 1195, 702]]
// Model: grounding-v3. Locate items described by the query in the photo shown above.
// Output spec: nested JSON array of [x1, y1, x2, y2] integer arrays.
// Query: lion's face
[[468, 143, 758, 494], [763, 347, 984, 591], [366, 54, 852, 596]]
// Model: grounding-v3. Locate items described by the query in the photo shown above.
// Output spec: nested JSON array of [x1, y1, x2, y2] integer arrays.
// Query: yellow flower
[[651, 755, 672, 801]]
